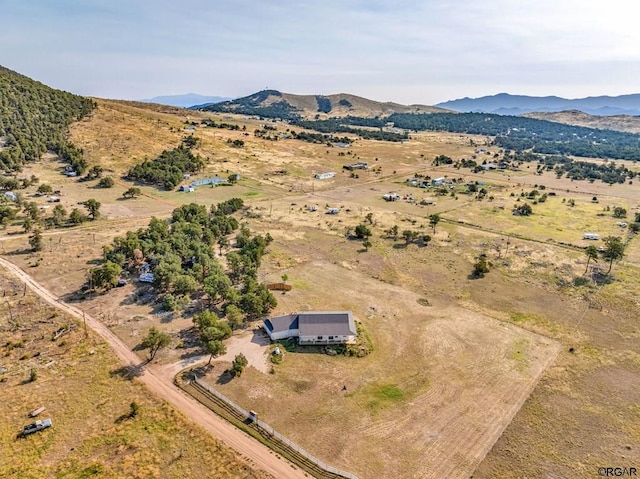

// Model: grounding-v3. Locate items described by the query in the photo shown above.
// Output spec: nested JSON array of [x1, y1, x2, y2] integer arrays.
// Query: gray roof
[[298, 311, 356, 337], [264, 314, 298, 333], [263, 311, 356, 337]]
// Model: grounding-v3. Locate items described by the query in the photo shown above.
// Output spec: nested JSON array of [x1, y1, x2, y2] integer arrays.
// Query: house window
[[328, 336, 334, 340], [317, 336, 323, 340]]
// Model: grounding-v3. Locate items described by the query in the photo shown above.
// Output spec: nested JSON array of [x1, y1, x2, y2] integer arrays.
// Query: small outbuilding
[[314, 172, 335, 180]]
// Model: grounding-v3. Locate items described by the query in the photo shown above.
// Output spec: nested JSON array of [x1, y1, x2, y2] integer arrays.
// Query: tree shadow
[[4, 247, 34, 256], [177, 327, 201, 351], [215, 369, 234, 385], [109, 362, 146, 380], [250, 329, 270, 347]]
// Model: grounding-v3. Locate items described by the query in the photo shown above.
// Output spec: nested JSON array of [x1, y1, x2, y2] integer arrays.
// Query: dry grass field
[[0, 268, 271, 479], [4, 103, 640, 478], [203, 259, 560, 479]]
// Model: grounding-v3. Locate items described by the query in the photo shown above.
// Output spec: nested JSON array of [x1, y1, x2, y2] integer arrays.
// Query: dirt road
[[0, 256, 309, 479]]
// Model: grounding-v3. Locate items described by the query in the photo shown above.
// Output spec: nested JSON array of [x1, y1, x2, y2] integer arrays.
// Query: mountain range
[[435, 93, 640, 116], [140, 93, 232, 108]]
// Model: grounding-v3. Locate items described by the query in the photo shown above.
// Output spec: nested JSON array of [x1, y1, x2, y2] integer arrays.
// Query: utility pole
[[83, 311, 87, 337]]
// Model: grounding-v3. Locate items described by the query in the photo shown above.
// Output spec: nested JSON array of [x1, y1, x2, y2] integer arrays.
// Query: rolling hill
[[436, 92, 640, 116], [196, 89, 448, 119], [524, 110, 640, 134]]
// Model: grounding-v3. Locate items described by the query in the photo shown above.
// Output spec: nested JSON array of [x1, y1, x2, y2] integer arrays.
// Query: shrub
[[573, 277, 590, 287], [97, 176, 115, 188]]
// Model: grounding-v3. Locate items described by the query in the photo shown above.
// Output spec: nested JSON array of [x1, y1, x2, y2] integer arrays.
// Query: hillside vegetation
[[0, 65, 94, 172]]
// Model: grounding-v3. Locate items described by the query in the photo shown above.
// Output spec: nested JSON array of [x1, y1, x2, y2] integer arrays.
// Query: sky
[[2, 0, 640, 105]]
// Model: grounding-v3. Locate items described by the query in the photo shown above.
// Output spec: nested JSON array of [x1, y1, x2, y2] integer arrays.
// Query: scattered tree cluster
[[201, 119, 242, 131], [126, 144, 206, 189], [290, 131, 351, 146], [99, 199, 277, 319]]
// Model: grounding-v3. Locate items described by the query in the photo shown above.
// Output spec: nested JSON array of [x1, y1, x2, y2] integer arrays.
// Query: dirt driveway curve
[[0, 256, 308, 479]]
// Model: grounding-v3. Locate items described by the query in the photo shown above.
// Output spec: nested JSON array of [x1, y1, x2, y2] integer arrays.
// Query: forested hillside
[[385, 113, 640, 160], [295, 112, 640, 161], [0, 65, 94, 172]]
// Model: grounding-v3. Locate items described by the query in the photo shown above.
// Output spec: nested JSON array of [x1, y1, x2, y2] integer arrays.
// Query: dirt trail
[[0, 256, 308, 479]]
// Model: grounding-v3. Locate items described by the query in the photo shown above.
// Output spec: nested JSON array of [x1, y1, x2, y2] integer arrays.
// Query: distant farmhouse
[[314, 172, 335, 180], [263, 311, 357, 345], [343, 162, 368, 171], [179, 176, 231, 191], [191, 176, 226, 187]]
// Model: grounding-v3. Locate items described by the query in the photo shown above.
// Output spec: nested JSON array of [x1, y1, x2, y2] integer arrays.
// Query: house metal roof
[[264, 314, 298, 333], [298, 311, 356, 337], [264, 311, 356, 337]]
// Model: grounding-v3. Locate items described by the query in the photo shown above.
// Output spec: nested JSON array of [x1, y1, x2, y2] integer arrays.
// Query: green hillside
[[0, 65, 94, 172]]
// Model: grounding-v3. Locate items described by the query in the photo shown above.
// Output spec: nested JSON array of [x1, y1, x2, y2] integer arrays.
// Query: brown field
[[0, 268, 270, 479], [203, 260, 560, 479], [4, 103, 640, 478]]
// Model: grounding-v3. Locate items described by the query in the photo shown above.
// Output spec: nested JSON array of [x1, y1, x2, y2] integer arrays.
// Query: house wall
[[265, 327, 299, 341], [298, 334, 356, 345]]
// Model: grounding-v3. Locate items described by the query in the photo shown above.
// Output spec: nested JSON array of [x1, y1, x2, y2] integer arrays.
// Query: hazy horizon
[[3, 0, 639, 105]]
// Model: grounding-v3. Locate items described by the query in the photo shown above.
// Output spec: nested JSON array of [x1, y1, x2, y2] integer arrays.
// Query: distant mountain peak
[[140, 93, 232, 108]]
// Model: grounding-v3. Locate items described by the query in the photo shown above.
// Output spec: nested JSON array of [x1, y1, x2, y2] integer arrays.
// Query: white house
[[263, 311, 357, 345]]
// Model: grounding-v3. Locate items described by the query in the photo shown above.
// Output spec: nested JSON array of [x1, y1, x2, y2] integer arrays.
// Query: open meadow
[[3, 101, 639, 478]]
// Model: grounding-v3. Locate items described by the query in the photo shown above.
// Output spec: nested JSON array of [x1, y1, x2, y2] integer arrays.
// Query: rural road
[[0, 256, 309, 479]]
